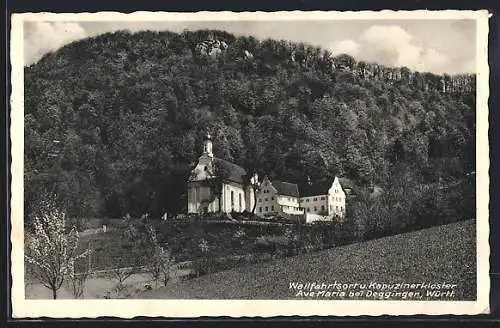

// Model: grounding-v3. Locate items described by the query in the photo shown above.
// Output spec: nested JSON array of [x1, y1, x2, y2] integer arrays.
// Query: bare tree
[[143, 223, 173, 287], [108, 264, 138, 296], [123, 214, 174, 288], [66, 270, 89, 299], [100, 253, 141, 299], [67, 241, 92, 299]]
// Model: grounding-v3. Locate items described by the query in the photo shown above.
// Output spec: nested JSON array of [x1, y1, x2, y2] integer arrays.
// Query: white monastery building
[[187, 133, 346, 221], [256, 176, 303, 216], [300, 178, 346, 216]]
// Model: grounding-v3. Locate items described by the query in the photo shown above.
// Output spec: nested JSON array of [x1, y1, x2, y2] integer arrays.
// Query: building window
[[271, 205, 274, 211], [314, 207, 317, 211], [336, 206, 339, 211], [313, 197, 317, 201], [300, 199, 303, 203], [265, 206, 268, 211], [330, 205, 333, 211], [265, 198, 268, 201], [307, 208, 310, 212], [239, 193, 242, 210], [321, 197, 325, 200], [306, 199, 310, 203], [259, 207, 262, 212], [258, 198, 262, 202], [321, 205, 325, 211], [231, 191, 234, 205], [271, 197, 274, 200]]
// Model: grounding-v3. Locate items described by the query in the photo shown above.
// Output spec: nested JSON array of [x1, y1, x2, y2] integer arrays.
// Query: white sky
[[23, 19, 477, 74]]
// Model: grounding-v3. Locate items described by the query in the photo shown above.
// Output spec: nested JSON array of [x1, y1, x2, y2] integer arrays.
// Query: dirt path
[[25, 268, 193, 299]]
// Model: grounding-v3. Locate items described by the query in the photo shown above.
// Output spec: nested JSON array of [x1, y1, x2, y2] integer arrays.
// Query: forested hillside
[[24, 29, 476, 221]]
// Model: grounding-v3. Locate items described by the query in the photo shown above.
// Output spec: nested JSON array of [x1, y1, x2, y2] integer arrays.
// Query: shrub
[[253, 235, 294, 254]]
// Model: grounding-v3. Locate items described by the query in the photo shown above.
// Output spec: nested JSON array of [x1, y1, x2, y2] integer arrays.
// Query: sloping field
[[137, 219, 476, 300]]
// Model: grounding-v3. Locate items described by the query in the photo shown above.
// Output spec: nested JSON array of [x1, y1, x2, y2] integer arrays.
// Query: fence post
[[88, 239, 92, 274]]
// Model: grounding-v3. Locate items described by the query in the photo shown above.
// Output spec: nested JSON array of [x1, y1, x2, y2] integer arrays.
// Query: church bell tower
[[203, 132, 214, 158]]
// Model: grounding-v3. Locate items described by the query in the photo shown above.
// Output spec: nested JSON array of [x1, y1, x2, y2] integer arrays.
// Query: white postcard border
[[10, 10, 491, 318]]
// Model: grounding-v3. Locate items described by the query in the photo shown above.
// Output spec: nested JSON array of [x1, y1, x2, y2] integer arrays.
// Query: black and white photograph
[[10, 10, 490, 317]]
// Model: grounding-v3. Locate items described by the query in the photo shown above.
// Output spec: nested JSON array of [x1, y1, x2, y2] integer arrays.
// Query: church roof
[[300, 180, 332, 197], [213, 157, 247, 184], [271, 180, 300, 198]]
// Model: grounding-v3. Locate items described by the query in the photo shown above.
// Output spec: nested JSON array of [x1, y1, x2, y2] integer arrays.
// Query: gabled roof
[[271, 180, 300, 198], [213, 157, 247, 184], [299, 177, 355, 196], [300, 180, 332, 197]]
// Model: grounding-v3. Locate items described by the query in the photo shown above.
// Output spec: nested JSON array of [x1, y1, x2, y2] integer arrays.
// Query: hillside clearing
[[137, 219, 476, 300]]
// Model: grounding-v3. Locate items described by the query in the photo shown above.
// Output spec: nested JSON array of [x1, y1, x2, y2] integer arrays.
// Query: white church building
[[187, 133, 346, 221]]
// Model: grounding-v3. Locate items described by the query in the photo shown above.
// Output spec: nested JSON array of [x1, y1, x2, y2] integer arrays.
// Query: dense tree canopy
[[24, 29, 476, 219]]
